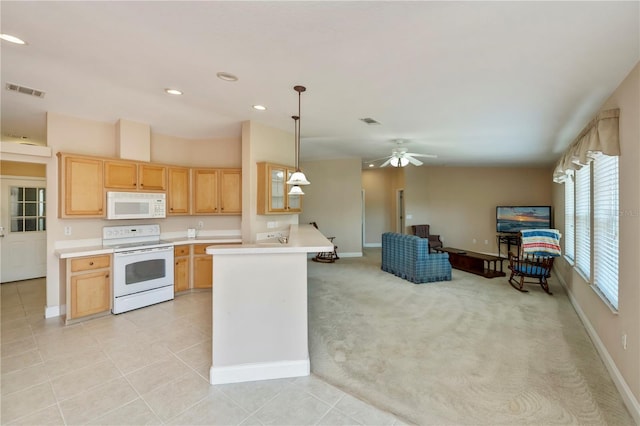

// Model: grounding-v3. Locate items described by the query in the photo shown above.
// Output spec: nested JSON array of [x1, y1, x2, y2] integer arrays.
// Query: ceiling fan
[[367, 140, 437, 168]]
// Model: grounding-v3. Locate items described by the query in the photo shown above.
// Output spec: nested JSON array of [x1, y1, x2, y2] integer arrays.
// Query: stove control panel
[[103, 224, 161, 241]]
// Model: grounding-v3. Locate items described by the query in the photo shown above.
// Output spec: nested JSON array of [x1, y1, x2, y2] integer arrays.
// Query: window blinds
[[575, 165, 590, 279], [593, 154, 619, 309], [564, 171, 575, 261]]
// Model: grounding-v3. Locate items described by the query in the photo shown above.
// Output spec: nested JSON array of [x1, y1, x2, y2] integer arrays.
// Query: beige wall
[[0, 161, 46, 177], [402, 166, 552, 255], [552, 62, 640, 412], [45, 112, 242, 311], [362, 168, 395, 245], [299, 159, 362, 256]]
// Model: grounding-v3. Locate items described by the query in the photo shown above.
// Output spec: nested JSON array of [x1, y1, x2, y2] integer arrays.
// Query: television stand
[[496, 233, 520, 258], [435, 247, 505, 279]]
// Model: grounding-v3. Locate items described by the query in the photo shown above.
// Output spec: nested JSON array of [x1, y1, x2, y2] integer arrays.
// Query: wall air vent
[[5, 83, 45, 98], [359, 117, 380, 125]]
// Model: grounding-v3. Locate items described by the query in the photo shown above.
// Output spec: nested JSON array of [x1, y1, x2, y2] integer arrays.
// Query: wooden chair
[[309, 222, 339, 263], [411, 224, 443, 253], [507, 251, 555, 294]]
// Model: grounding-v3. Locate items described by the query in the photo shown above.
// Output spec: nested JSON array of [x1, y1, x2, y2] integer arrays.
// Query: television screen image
[[496, 206, 551, 233]]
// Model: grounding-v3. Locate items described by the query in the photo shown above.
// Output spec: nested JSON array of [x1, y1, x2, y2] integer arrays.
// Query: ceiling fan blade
[[406, 156, 424, 166], [379, 158, 392, 167], [406, 153, 437, 159]]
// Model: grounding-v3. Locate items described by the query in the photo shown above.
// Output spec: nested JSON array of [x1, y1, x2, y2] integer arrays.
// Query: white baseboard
[[556, 273, 640, 424], [210, 359, 310, 385], [337, 252, 362, 258], [364, 243, 382, 248], [45, 304, 63, 318]]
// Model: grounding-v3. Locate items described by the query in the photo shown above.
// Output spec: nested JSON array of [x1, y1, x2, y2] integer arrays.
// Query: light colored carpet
[[307, 249, 634, 425]]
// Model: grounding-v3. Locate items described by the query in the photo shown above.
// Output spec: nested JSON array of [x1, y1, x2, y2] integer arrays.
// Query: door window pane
[[24, 188, 37, 201], [9, 186, 46, 233]]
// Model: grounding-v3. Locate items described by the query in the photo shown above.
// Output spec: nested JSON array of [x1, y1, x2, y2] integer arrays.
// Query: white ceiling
[[1, 1, 638, 167]]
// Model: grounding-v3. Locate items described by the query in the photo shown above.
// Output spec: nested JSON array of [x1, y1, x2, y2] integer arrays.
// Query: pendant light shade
[[288, 185, 304, 195], [286, 85, 310, 188], [287, 171, 310, 186]]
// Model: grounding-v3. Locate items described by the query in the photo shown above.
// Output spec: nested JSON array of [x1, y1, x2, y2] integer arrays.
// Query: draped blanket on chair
[[521, 229, 562, 257]]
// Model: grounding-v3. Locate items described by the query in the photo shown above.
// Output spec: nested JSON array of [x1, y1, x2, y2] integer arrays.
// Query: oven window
[[125, 259, 166, 285]]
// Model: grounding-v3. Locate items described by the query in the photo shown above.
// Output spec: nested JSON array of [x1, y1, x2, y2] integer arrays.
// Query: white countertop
[[206, 224, 333, 255], [55, 235, 242, 259]]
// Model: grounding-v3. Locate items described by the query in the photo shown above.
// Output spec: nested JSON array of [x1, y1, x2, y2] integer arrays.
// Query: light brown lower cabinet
[[174, 245, 190, 292], [193, 244, 212, 289], [65, 254, 111, 323]]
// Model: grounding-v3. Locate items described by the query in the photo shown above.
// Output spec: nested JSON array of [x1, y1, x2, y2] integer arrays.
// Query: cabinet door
[[104, 160, 138, 190], [61, 155, 105, 217], [174, 256, 190, 292], [168, 167, 190, 215], [193, 169, 219, 214], [193, 256, 212, 288], [220, 169, 241, 214], [139, 164, 166, 191], [70, 270, 110, 318], [268, 165, 287, 213]]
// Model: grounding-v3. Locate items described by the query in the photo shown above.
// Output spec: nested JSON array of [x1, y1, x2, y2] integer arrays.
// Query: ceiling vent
[[359, 117, 380, 125], [6, 83, 45, 98]]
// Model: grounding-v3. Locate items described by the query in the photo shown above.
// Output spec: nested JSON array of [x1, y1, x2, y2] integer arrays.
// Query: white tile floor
[[1, 278, 404, 425]]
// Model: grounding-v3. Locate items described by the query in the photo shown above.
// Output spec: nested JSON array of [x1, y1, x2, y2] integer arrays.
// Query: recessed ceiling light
[[252, 105, 267, 111], [165, 88, 183, 95], [216, 72, 238, 82], [0, 34, 26, 45], [369, 164, 375, 168]]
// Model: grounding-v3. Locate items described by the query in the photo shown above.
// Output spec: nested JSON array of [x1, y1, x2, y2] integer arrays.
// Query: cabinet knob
[[89, 261, 94, 266], [106, 274, 109, 278]]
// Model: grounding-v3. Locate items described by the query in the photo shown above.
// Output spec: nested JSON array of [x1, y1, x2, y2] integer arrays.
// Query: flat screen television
[[496, 206, 552, 233]]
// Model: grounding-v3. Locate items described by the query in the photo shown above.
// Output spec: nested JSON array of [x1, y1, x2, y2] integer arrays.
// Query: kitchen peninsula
[[206, 224, 333, 385]]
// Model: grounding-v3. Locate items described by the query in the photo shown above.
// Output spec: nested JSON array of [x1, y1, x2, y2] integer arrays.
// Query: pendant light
[[287, 85, 310, 194]]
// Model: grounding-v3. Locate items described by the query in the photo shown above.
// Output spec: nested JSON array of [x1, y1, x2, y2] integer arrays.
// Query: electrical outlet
[[64, 226, 72, 236], [484, 239, 489, 245], [472, 239, 477, 244], [197, 221, 204, 229]]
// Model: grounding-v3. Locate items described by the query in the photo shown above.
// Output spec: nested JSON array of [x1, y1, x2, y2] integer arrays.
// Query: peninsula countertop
[[206, 224, 333, 255]]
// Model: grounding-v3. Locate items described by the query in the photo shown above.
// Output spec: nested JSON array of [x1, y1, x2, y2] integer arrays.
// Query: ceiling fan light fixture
[[390, 157, 409, 167]]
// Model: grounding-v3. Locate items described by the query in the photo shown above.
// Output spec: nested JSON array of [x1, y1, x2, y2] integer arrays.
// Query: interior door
[[0, 177, 47, 283]]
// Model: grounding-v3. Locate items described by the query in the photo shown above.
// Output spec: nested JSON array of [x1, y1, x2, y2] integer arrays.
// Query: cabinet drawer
[[174, 245, 190, 257], [193, 244, 210, 255], [71, 255, 111, 272]]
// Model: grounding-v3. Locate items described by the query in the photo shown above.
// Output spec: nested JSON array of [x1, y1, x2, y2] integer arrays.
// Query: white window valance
[[553, 108, 620, 183]]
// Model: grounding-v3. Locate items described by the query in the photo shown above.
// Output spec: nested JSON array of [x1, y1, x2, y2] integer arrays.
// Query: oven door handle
[[114, 246, 173, 257]]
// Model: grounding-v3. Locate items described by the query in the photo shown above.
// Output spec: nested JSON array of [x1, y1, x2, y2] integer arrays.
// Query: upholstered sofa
[[381, 232, 452, 284]]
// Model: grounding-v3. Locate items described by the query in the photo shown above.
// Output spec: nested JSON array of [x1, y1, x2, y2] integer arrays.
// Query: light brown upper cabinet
[[58, 153, 105, 218], [256, 162, 302, 214], [104, 160, 166, 191], [167, 167, 190, 215], [193, 168, 241, 215], [220, 169, 242, 214]]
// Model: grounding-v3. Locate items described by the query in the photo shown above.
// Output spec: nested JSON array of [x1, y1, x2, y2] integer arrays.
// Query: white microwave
[[106, 192, 166, 220]]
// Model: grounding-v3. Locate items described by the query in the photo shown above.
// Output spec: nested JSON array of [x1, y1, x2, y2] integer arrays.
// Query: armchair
[[411, 224, 443, 253]]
